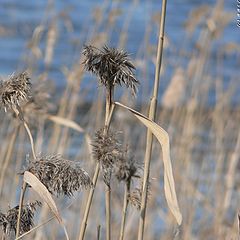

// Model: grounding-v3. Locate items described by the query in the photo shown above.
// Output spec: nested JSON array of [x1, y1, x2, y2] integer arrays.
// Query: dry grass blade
[[115, 102, 182, 225], [23, 171, 69, 240], [47, 114, 84, 133]]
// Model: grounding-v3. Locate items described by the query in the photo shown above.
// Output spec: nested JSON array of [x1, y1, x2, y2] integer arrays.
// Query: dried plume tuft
[[25, 155, 93, 196], [114, 147, 139, 183], [82, 45, 139, 95], [0, 201, 41, 236], [0, 72, 31, 112], [128, 188, 141, 210], [92, 128, 122, 186], [128, 180, 151, 210]]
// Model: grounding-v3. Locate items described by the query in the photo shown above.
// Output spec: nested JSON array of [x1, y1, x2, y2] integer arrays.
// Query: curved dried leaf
[[23, 171, 69, 239], [23, 171, 61, 222], [47, 115, 84, 133], [115, 102, 182, 225]]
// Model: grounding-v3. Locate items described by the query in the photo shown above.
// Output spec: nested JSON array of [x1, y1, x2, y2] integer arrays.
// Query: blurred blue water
[[0, 0, 238, 105]]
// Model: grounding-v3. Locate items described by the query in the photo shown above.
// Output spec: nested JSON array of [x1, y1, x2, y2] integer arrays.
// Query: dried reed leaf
[[23, 171, 69, 240], [47, 115, 84, 133], [115, 102, 182, 225], [23, 171, 61, 223]]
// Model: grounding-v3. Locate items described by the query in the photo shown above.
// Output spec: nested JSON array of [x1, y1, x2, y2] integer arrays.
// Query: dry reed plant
[[0, 201, 41, 237], [79, 44, 138, 240], [24, 154, 93, 196], [0, 0, 239, 239]]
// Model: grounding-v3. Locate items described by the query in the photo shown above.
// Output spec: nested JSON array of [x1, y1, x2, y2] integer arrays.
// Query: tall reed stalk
[[137, 0, 168, 239], [119, 181, 130, 240], [15, 109, 37, 238], [78, 93, 114, 240], [79, 45, 138, 240]]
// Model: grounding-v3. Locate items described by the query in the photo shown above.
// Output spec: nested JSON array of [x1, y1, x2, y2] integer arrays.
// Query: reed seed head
[[114, 149, 138, 183], [26, 155, 93, 196], [82, 45, 139, 95], [92, 128, 122, 186], [0, 201, 41, 236], [0, 72, 31, 112], [128, 189, 141, 210], [128, 180, 151, 210]]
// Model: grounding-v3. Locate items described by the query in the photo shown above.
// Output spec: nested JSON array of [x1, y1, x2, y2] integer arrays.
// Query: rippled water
[[0, 0, 238, 104]]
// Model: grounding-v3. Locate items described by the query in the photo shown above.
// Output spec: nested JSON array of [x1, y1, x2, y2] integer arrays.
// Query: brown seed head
[[128, 180, 151, 210], [0, 72, 31, 112], [114, 149, 138, 183], [26, 155, 93, 196], [92, 128, 122, 186], [82, 45, 139, 95], [128, 188, 141, 210], [0, 201, 41, 236]]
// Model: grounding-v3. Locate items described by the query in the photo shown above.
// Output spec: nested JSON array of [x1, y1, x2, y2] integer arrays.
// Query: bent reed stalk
[[137, 0, 168, 239]]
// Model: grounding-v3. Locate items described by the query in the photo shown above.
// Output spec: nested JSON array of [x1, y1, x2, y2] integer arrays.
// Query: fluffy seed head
[[128, 180, 151, 210], [0, 72, 31, 112], [26, 155, 93, 196], [82, 45, 139, 95], [92, 128, 122, 186], [114, 150, 138, 183], [0, 201, 41, 236], [128, 189, 141, 210]]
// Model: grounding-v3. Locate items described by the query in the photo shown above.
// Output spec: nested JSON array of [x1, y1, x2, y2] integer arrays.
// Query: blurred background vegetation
[[0, 0, 239, 239]]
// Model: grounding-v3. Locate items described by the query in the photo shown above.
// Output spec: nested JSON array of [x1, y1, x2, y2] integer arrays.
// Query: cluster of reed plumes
[[0, 201, 41, 236], [0, 0, 239, 239], [0, 71, 93, 239], [92, 128, 139, 186]]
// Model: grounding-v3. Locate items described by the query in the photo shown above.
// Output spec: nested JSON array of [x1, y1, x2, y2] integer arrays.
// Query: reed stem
[[79, 87, 114, 240], [97, 225, 101, 240], [119, 182, 130, 240], [0, 126, 19, 195], [16, 182, 27, 238], [23, 121, 37, 160], [137, 0, 167, 239], [105, 87, 113, 240]]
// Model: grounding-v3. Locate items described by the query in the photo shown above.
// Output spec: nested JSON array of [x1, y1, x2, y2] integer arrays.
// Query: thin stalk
[[0, 126, 19, 195], [16, 201, 75, 240], [78, 88, 115, 240], [119, 181, 130, 240], [97, 225, 101, 240], [79, 162, 100, 240], [15, 106, 36, 160], [23, 121, 36, 160], [105, 185, 111, 240], [16, 182, 27, 238], [137, 0, 167, 239], [105, 87, 113, 240]]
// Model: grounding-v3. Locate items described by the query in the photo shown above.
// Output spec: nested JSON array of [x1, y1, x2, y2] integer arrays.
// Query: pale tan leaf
[[47, 115, 84, 133], [24, 171, 61, 222], [23, 171, 70, 240], [115, 102, 182, 225]]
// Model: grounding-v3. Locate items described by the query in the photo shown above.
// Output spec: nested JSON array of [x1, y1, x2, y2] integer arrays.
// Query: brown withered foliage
[[0, 201, 41, 236], [25, 155, 93, 196], [82, 45, 139, 95], [114, 148, 139, 183], [92, 128, 122, 186], [128, 180, 151, 210], [0, 72, 31, 112]]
